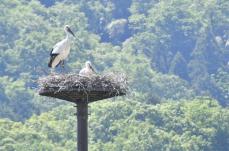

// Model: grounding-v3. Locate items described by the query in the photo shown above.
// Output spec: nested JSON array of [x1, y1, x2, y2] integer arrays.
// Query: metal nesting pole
[[38, 74, 126, 151], [76, 102, 88, 151]]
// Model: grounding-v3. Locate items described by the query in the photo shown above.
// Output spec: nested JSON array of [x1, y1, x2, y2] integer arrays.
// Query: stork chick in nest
[[79, 61, 96, 77]]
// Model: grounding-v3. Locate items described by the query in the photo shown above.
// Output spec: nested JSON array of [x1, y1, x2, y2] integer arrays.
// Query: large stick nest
[[38, 72, 128, 103]]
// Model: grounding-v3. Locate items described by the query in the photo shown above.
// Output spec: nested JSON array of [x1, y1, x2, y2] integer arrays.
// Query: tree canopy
[[0, 0, 228, 150]]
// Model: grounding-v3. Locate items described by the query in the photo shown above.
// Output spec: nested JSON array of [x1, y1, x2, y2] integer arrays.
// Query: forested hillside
[[0, 0, 229, 150]]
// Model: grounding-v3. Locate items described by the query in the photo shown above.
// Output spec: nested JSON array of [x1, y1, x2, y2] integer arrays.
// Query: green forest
[[0, 0, 229, 150]]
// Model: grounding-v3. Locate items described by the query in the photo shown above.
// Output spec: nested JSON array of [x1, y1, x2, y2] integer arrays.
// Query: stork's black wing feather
[[50, 48, 53, 55], [48, 50, 59, 68]]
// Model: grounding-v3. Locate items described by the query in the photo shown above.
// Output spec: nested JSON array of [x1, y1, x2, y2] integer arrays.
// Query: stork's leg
[[61, 60, 65, 68], [50, 68, 55, 75], [60, 60, 65, 73]]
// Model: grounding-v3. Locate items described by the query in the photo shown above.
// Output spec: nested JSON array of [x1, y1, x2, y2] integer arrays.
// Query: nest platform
[[38, 73, 127, 103]]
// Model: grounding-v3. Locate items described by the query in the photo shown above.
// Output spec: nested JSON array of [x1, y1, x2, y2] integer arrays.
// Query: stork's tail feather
[[48, 60, 52, 68], [48, 57, 55, 68], [48, 54, 59, 68]]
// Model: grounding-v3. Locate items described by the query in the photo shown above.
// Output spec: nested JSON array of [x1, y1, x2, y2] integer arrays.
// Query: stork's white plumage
[[48, 25, 75, 68], [79, 61, 96, 77]]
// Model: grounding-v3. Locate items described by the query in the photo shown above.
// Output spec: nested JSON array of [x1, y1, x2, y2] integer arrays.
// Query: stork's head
[[85, 61, 92, 68], [64, 25, 75, 37]]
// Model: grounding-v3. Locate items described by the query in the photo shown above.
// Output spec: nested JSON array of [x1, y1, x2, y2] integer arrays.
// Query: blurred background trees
[[0, 0, 228, 150]]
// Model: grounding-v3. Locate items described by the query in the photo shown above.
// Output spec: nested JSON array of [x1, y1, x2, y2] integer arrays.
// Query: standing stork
[[48, 25, 75, 69]]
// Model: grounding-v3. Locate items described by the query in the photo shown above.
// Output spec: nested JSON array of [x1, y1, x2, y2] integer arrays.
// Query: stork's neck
[[65, 30, 71, 40], [86, 64, 91, 69]]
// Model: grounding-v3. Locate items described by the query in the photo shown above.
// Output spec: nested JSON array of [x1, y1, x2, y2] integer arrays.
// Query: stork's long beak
[[67, 27, 75, 37]]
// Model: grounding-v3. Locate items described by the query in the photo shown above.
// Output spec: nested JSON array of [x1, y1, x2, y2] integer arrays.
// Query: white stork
[[48, 25, 75, 69], [79, 61, 96, 77]]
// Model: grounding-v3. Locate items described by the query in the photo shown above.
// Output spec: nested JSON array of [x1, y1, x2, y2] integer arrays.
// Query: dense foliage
[[1, 99, 229, 151], [0, 0, 228, 150]]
